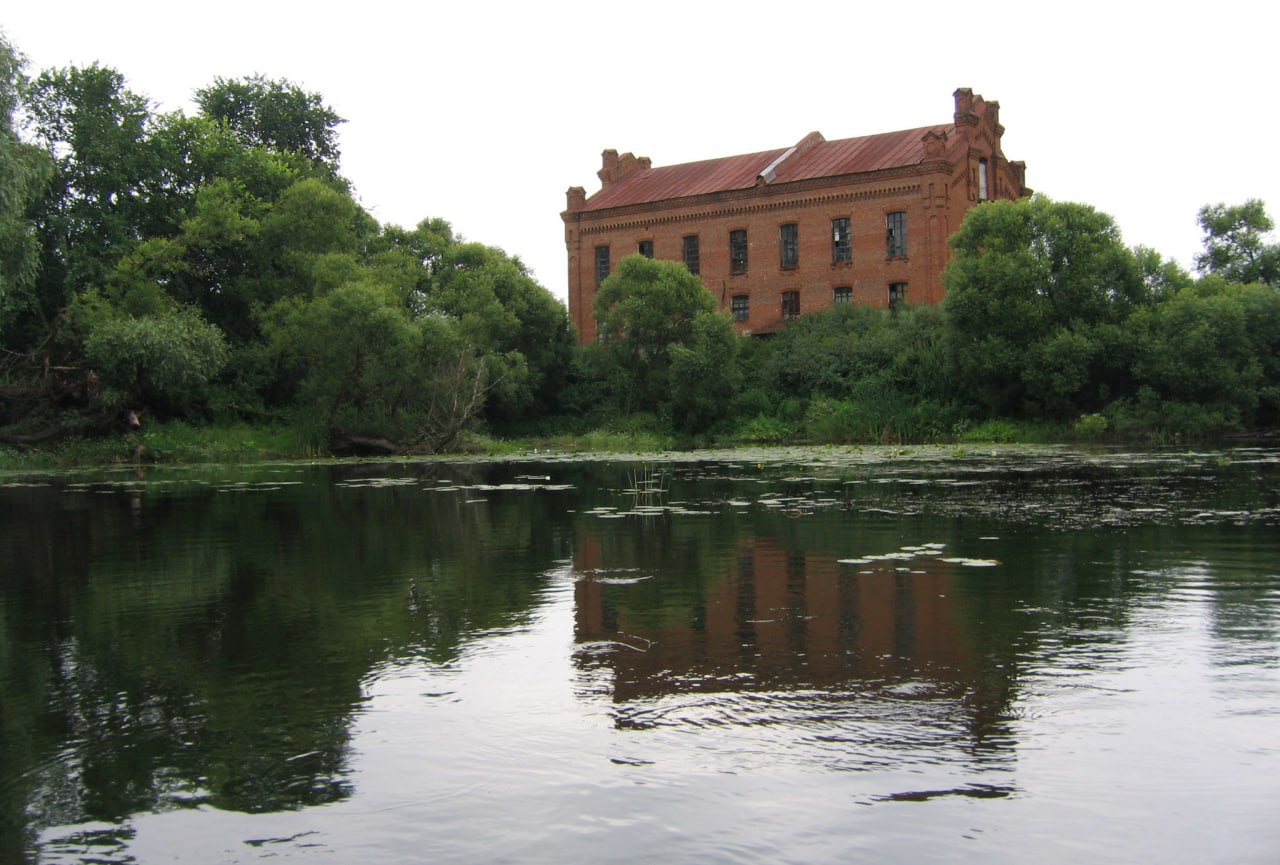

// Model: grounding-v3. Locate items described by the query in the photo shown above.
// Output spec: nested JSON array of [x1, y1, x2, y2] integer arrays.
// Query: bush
[[1072, 412, 1109, 440], [733, 414, 796, 444]]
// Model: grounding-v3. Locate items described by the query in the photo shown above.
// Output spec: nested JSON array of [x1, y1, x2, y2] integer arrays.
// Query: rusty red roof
[[578, 123, 954, 213]]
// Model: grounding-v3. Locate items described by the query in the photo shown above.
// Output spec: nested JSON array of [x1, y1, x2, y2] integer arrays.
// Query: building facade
[[562, 88, 1028, 343]]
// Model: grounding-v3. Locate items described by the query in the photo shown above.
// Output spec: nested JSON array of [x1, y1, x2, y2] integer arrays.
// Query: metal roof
[[578, 123, 954, 213]]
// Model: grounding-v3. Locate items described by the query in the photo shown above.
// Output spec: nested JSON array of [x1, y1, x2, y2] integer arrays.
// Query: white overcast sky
[[4, 1, 1276, 302]]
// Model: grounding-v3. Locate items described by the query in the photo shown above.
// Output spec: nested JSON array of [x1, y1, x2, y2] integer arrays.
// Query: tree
[[423, 238, 574, 428], [81, 306, 229, 416], [195, 75, 344, 174], [0, 33, 52, 336], [668, 311, 740, 434], [594, 254, 717, 414], [1194, 200, 1280, 286], [943, 196, 1146, 417], [22, 64, 168, 326]]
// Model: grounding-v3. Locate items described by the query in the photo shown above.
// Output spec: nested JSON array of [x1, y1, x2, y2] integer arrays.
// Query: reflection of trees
[[0, 462, 568, 858]]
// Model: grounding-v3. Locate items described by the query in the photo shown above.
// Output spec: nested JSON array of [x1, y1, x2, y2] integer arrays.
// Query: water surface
[[2, 446, 1277, 863]]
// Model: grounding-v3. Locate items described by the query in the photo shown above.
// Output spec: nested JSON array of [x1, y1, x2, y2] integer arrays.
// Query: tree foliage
[[943, 196, 1146, 417], [593, 254, 717, 415], [194, 75, 344, 174], [1194, 200, 1280, 286], [0, 36, 51, 336], [0, 35, 571, 449]]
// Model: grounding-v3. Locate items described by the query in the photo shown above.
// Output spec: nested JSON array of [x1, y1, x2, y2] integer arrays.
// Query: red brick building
[[562, 88, 1028, 343]]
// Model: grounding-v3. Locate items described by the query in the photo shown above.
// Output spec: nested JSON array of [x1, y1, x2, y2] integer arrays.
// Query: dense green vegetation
[[2, 31, 1278, 463]]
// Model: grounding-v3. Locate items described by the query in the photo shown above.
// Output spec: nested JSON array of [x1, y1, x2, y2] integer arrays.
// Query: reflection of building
[[574, 537, 978, 701], [562, 89, 1028, 342]]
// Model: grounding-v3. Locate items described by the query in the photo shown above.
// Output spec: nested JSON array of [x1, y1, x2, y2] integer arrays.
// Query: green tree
[[1133, 244, 1193, 298], [1194, 200, 1280, 286], [194, 75, 344, 174], [81, 306, 230, 416], [0, 33, 52, 336], [943, 196, 1146, 417], [1117, 279, 1280, 434], [423, 238, 574, 428], [668, 311, 740, 434], [267, 280, 499, 451], [594, 254, 717, 415]]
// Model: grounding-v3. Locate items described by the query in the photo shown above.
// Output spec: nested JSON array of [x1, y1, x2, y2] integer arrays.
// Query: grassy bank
[[5, 411, 1270, 472]]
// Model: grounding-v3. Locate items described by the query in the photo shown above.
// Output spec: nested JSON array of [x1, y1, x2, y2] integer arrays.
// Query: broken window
[[832, 217, 851, 263], [781, 290, 800, 319], [780, 223, 798, 269], [730, 229, 748, 273], [886, 212, 907, 258], [888, 282, 907, 311], [638, 240, 654, 258]]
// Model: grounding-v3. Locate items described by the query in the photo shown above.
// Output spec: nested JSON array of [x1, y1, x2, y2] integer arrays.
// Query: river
[[1, 445, 1277, 863]]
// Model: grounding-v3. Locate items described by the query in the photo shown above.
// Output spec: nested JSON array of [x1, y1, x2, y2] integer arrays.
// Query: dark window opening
[[730, 229, 748, 274], [683, 235, 700, 274], [886, 212, 907, 258], [780, 223, 798, 269], [832, 217, 851, 263], [889, 282, 907, 311], [731, 295, 749, 321], [834, 286, 852, 305], [781, 290, 800, 319], [978, 158, 989, 200], [594, 246, 610, 286]]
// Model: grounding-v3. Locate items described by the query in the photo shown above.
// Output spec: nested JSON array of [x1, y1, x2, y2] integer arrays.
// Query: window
[[888, 282, 907, 311], [683, 235, 700, 274], [594, 245, 610, 286], [886, 212, 907, 258], [730, 229, 748, 273], [731, 295, 749, 321], [638, 240, 653, 258], [781, 290, 800, 319], [834, 286, 852, 305], [780, 223, 798, 269], [832, 217, 851, 263], [978, 158, 989, 200]]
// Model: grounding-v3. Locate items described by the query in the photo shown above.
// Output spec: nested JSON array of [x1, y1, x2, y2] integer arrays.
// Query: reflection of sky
[[1009, 588, 1280, 864]]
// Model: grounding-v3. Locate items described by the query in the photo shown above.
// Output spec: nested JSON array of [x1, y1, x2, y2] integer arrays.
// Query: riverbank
[[4, 415, 1264, 473]]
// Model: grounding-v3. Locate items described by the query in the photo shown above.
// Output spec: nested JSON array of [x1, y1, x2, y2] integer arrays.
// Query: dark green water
[[1, 446, 1277, 864]]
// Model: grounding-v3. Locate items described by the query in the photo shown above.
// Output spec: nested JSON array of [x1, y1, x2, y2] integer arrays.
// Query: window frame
[[637, 240, 654, 258], [683, 235, 700, 275], [888, 282, 907, 311], [730, 229, 748, 274], [886, 211, 907, 258], [779, 223, 799, 270], [831, 217, 852, 264], [731, 294, 749, 321], [833, 286, 852, 305], [781, 290, 800, 320], [594, 245, 610, 286]]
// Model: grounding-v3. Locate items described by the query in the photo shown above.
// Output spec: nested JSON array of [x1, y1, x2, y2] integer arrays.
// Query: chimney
[[598, 150, 651, 188], [565, 186, 586, 212], [598, 149, 620, 187], [953, 87, 978, 127]]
